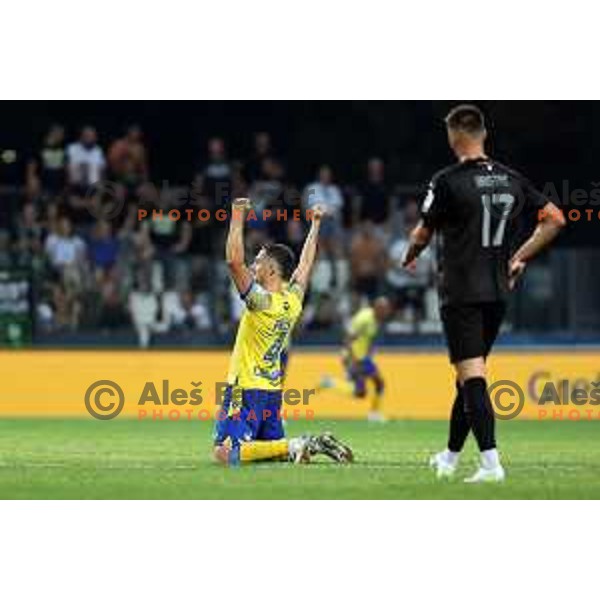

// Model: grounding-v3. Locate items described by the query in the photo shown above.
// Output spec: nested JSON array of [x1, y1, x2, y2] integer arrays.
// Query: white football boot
[[288, 433, 354, 464], [429, 450, 458, 479], [464, 464, 505, 483]]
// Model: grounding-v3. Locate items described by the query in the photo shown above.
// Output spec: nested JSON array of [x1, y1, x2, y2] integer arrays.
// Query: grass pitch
[[0, 418, 599, 499]]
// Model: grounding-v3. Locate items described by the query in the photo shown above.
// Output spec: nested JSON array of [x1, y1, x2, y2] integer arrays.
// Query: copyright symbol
[[487, 380, 525, 420], [85, 380, 125, 420], [85, 180, 126, 221]]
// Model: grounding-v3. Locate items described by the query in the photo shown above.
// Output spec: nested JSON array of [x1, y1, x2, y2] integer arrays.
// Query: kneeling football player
[[213, 198, 353, 466]]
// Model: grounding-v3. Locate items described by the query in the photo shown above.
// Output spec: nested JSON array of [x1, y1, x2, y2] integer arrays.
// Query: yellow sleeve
[[242, 282, 272, 312], [288, 281, 305, 305]]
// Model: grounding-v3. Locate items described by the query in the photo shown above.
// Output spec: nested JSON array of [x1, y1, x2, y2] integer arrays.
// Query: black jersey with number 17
[[420, 157, 547, 307]]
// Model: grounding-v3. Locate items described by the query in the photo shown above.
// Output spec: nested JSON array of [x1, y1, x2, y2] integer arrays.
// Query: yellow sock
[[240, 439, 289, 462], [370, 393, 382, 412]]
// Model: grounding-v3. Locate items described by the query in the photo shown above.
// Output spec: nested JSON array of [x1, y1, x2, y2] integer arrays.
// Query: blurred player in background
[[319, 297, 392, 422], [403, 104, 565, 483], [213, 198, 353, 466]]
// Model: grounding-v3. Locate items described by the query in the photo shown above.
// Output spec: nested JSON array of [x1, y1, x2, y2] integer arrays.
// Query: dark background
[[1, 100, 597, 246]]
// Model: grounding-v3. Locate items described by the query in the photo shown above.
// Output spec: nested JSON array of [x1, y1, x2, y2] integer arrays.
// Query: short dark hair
[[263, 243, 296, 281], [445, 104, 485, 135]]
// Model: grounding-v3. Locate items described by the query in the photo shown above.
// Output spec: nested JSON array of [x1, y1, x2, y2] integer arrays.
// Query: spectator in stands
[[50, 283, 81, 330], [305, 292, 339, 331], [67, 126, 105, 189], [107, 124, 148, 186], [400, 195, 420, 231], [248, 156, 285, 250], [246, 132, 276, 183], [128, 277, 159, 348], [15, 203, 45, 269], [45, 216, 87, 273], [46, 200, 60, 233], [21, 121, 453, 340], [88, 220, 120, 275], [96, 265, 128, 330], [302, 167, 350, 326], [124, 228, 154, 297], [168, 290, 212, 332], [44, 216, 88, 318], [186, 176, 215, 291], [26, 124, 67, 200], [385, 197, 435, 324], [386, 230, 434, 325], [303, 164, 344, 256], [356, 157, 391, 229], [282, 185, 307, 256], [304, 164, 344, 220], [349, 221, 386, 299], [200, 137, 232, 208], [140, 208, 191, 291], [66, 126, 106, 226]]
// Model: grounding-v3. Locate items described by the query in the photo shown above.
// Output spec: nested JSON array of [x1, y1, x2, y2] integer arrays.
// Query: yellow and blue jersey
[[227, 281, 304, 390], [349, 306, 378, 360]]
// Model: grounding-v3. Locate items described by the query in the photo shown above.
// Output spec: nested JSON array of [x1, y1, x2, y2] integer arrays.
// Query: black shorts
[[440, 302, 506, 364]]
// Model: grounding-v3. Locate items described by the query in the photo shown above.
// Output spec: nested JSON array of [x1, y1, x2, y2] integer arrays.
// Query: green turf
[[0, 418, 599, 499]]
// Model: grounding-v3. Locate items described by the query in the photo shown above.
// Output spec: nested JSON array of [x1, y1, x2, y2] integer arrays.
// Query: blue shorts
[[346, 356, 378, 378], [213, 386, 285, 447], [345, 356, 380, 396]]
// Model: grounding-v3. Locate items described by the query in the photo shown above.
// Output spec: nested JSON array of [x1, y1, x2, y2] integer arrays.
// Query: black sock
[[448, 381, 470, 452], [462, 377, 496, 452]]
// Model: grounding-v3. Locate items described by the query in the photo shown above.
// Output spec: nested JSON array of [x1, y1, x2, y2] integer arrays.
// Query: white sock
[[443, 449, 460, 467], [287, 437, 302, 457], [481, 449, 500, 470]]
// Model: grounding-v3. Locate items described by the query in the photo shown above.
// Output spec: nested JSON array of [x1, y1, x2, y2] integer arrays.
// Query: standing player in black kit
[[403, 105, 565, 483]]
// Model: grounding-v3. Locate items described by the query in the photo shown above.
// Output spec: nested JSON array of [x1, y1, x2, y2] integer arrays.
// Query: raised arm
[[290, 205, 324, 293], [225, 197, 253, 295], [508, 201, 566, 288]]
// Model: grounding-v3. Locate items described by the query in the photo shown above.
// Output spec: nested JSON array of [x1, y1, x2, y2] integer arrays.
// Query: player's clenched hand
[[232, 197, 251, 211], [311, 204, 326, 222], [508, 258, 526, 290]]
